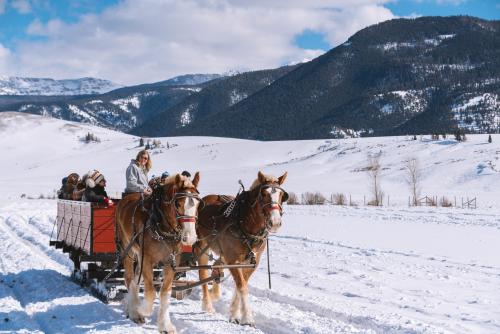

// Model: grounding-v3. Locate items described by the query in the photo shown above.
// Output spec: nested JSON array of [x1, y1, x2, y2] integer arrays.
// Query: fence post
[[349, 195, 352, 206]]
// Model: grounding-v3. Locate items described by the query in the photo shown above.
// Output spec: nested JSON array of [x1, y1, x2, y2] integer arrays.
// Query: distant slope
[[0, 76, 121, 95], [1, 112, 500, 206], [0, 73, 223, 132], [131, 65, 297, 137]]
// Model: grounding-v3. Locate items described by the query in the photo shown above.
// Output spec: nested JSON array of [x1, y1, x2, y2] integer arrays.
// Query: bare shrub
[[366, 153, 383, 206], [405, 157, 421, 206], [440, 196, 453, 207], [302, 192, 326, 205], [286, 192, 299, 205], [331, 193, 347, 205]]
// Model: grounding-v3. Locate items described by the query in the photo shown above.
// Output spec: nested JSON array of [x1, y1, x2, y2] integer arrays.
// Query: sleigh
[[49, 199, 256, 302]]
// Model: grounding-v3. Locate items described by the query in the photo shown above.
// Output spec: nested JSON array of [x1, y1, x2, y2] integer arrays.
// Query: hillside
[[170, 16, 500, 139], [1, 112, 499, 206]]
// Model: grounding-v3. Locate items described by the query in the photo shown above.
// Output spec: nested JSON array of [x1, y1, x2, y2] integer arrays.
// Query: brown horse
[[195, 171, 288, 326], [116, 172, 201, 334]]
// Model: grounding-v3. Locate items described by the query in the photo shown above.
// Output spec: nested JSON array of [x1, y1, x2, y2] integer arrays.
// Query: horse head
[[251, 171, 288, 233], [159, 172, 201, 246]]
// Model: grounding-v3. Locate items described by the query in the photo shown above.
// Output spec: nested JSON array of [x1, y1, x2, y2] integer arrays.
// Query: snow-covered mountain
[[0, 76, 122, 96], [0, 112, 499, 333], [153, 73, 223, 86]]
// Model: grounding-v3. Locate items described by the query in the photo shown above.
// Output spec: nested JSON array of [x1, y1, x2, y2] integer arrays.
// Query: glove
[[104, 197, 114, 206]]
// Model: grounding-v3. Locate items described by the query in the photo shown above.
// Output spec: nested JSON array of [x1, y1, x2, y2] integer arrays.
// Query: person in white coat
[[124, 150, 152, 196]]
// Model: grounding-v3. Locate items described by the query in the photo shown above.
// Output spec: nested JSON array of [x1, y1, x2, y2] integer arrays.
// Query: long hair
[[135, 149, 152, 172]]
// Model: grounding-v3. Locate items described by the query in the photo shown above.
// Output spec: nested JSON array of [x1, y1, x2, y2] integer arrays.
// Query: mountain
[[2, 16, 499, 140], [166, 16, 500, 140], [0, 73, 224, 132], [131, 65, 297, 136], [152, 73, 223, 86], [0, 76, 121, 96]]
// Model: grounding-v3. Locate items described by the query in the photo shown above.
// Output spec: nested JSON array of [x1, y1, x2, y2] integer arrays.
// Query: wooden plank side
[[80, 215, 92, 254], [93, 243, 116, 253], [92, 205, 117, 254]]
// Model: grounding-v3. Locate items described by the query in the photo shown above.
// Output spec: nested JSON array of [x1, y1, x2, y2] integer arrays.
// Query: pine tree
[[488, 134, 492, 143], [139, 138, 144, 146]]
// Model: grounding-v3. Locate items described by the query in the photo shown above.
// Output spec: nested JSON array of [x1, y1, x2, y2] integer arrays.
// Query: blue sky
[[0, 0, 499, 84], [296, 0, 500, 51], [0, 0, 120, 49]]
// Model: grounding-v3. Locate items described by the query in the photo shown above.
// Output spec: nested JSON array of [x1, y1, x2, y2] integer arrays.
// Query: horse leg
[[196, 242, 215, 313], [228, 268, 244, 324], [210, 280, 221, 301], [124, 255, 145, 324], [157, 266, 177, 334], [138, 258, 155, 317], [239, 267, 257, 326]]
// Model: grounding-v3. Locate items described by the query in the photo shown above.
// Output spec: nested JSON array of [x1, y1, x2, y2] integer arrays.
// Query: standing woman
[[125, 150, 152, 196]]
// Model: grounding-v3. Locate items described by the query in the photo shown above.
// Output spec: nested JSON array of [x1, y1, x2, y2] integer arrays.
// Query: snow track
[[1, 200, 500, 333]]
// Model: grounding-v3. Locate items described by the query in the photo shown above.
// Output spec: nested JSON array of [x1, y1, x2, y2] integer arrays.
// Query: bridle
[[251, 183, 289, 228], [147, 184, 202, 241], [163, 190, 202, 226]]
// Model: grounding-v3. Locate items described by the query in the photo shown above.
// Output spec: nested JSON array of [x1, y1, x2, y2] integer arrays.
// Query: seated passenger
[[58, 173, 79, 200], [82, 170, 113, 206]]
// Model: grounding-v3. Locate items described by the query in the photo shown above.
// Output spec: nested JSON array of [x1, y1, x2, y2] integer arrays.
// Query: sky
[[0, 0, 498, 85]]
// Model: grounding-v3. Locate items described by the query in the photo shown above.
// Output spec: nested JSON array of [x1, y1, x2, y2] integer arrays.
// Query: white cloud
[[11, 0, 31, 14], [0, 43, 12, 73], [0, 0, 6, 14], [4, 0, 395, 85]]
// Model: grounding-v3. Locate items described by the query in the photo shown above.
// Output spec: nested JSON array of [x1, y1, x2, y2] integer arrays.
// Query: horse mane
[[162, 174, 195, 189], [249, 173, 279, 190]]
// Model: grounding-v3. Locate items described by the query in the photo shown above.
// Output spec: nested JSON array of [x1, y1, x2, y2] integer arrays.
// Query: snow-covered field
[[1, 112, 499, 333]]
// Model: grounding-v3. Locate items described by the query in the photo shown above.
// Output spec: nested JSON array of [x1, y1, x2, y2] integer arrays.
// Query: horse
[[116, 172, 201, 334], [195, 171, 288, 326]]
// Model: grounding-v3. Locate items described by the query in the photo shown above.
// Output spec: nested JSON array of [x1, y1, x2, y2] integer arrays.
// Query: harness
[[197, 181, 287, 265], [103, 182, 201, 283]]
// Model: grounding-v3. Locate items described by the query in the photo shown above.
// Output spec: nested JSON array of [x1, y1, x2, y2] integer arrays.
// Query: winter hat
[[85, 170, 105, 188], [161, 171, 170, 179]]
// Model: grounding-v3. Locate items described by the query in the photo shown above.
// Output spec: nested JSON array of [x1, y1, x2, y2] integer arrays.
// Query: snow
[[374, 90, 427, 116], [0, 77, 121, 96], [1, 112, 500, 333], [68, 104, 98, 124], [377, 42, 416, 51], [180, 104, 196, 127], [229, 89, 248, 106], [452, 93, 500, 132], [110, 95, 141, 113]]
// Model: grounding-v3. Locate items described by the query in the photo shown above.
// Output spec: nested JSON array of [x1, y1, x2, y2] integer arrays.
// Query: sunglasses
[[141, 156, 148, 160]]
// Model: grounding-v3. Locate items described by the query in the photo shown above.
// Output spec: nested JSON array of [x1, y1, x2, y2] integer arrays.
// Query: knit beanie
[[85, 170, 105, 188]]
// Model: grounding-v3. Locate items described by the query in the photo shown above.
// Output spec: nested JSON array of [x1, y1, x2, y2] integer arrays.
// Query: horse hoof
[[202, 303, 215, 314], [229, 318, 240, 324], [130, 315, 145, 324], [242, 322, 256, 327]]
